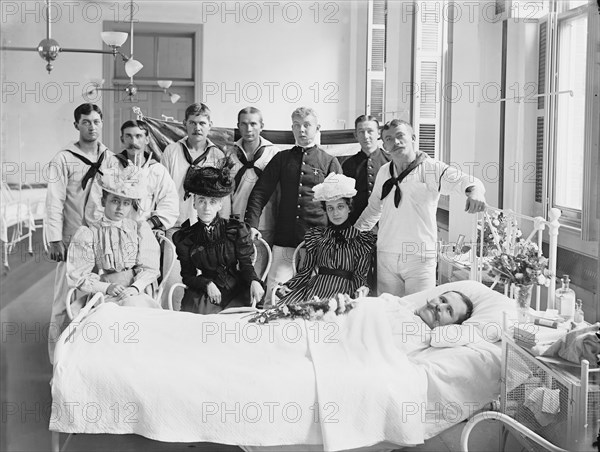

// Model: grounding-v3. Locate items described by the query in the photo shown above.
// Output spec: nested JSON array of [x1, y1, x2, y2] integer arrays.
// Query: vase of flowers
[[513, 283, 533, 323], [487, 241, 551, 323], [476, 211, 522, 257]]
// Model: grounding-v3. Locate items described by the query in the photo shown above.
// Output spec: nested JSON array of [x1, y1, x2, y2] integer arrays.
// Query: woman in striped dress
[[276, 173, 376, 304]]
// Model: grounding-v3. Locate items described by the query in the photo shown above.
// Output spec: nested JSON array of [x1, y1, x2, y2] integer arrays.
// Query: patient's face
[[416, 291, 468, 329]]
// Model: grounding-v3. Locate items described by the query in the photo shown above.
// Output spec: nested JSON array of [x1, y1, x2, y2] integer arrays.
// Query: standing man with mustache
[[230, 107, 281, 247], [354, 119, 487, 297], [161, 103, 228, 310], [45, 103, 115, 363], [85, 120, 179, 231]]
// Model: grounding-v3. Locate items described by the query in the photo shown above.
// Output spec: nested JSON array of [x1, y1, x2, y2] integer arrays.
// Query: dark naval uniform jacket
[[245, 145, 342, 248], [342, 147, 391, 225]]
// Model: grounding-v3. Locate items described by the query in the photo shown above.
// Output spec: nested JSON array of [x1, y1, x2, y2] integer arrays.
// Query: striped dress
[[280, 222, 376, 304]]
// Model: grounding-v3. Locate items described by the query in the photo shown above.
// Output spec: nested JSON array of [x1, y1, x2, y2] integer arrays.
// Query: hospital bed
[[48, 198, 562, 449], [1, 182, 45, 271], [49, 278, 518, 452]]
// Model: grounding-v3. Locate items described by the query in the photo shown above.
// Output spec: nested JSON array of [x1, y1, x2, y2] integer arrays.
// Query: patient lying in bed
[[382, 290, 476, 355]]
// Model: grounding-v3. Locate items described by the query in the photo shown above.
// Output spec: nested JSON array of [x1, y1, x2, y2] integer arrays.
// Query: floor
[[0, 230, 524, 452]]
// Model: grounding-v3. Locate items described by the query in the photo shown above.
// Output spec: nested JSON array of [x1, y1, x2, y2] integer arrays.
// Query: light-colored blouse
[[67, 217, 160, 295]]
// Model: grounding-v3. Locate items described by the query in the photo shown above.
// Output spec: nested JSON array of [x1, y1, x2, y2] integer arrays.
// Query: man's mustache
[[127, 144, 143, 150]]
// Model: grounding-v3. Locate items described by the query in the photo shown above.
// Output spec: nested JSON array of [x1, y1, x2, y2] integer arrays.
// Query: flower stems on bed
[[248, 293, 357, 323]]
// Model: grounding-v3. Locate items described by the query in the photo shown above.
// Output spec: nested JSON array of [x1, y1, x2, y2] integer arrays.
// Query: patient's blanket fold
[[307, 300, 427, 450]]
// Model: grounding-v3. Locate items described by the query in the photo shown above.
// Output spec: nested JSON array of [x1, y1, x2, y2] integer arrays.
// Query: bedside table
[[499, 333, 600, 451]]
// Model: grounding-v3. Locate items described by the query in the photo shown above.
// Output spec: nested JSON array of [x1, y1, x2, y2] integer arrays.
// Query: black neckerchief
[[66, 144, 105, 189], [115, 150, 152, 167], [234, 145, 265, 188], [380, 153, 427, 208], [181, 140, 210, 166]]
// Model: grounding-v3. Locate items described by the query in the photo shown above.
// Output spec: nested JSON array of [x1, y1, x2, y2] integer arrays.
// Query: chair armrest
[[65, 288, 78, 320], [292, 240, 305, 275], [156, 235, 177, 302], [255, 237, 272, 281], [167, 283, 187, 311]]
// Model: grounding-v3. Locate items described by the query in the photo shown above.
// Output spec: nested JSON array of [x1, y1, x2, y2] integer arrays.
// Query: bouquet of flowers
[[248, 294, 356, 324], [476, 211, 522, 257], [487, 241, 551, 287]]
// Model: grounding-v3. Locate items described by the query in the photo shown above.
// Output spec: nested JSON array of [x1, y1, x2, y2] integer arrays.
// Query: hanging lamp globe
[[37, 38, 60, 73]]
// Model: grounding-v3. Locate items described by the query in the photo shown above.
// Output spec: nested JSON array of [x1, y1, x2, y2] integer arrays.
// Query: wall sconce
[[1, 0, 143, 75]]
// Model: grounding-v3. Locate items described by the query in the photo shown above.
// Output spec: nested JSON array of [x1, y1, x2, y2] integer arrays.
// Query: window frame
[[366, 0, 387, 123], [536, 1, 598, 237]]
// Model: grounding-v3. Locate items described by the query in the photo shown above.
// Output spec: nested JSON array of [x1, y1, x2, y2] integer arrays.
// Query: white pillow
[[389, 281, 517, 343]]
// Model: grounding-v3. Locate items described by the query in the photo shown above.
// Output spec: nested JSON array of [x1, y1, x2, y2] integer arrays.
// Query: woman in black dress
[[173, 159, 264, 314]]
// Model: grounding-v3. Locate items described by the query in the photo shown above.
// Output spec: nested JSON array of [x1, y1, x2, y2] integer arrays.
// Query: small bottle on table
[[556, 275, 575, 322]]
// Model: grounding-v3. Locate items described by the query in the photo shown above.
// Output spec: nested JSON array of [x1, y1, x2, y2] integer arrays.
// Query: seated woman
[[173, 159, 265, 314], [277, 173, 376, 304], [66, 167, 161, 313]]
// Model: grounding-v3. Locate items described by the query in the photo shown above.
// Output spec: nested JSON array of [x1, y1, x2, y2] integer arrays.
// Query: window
[[535, 0, 598, 238], [114, 34, 195, 82], [101, 22, 201, 152], [412, 0, 449, 162], [366, 0, 386, 122]]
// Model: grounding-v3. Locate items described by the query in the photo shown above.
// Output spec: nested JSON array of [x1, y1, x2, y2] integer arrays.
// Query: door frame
[[101, 21, 203, 149]]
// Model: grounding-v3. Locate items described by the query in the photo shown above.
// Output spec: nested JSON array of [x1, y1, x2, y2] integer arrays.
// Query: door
[[101, 22, 202, 153]]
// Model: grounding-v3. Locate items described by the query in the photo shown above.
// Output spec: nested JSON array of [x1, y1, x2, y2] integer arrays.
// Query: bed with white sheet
[[49, 280, 516, 452]]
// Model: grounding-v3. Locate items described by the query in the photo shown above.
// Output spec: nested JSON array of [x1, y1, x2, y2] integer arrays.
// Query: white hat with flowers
[[313, 172, 357, 202], [97, 166, 148, 200]]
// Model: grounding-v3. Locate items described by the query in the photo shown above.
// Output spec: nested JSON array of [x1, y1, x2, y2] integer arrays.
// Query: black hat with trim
[[183, 157, 235, 199]]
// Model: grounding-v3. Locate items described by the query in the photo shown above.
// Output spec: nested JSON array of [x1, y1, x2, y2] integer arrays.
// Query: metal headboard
[[471, 207, 562, 311]]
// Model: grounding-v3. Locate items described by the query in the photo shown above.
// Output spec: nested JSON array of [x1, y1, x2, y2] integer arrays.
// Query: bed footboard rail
[[460, 411, 569, 452]]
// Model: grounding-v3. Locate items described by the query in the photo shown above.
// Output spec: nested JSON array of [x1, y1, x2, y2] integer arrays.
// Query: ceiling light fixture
[[87, 80, 181, 104], [84, 17, 180, 104], [1, 0, 143, 75]]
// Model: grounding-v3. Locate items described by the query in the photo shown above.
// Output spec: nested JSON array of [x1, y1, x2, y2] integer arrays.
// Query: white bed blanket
[[50, 300, 428, 451], [307, 300, 427, 450]]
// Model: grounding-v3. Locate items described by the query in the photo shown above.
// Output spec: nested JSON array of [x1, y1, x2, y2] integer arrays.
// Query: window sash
[[551, 12, 587, 213], [537, 1, 595, 234]]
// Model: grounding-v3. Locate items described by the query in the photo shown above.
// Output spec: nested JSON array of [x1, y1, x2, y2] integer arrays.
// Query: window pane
[[556, 0, 589, 13], [553, 13, 587, 211], [115, 34, 156, 79], [158, 36, 193, 80]]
